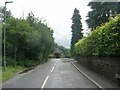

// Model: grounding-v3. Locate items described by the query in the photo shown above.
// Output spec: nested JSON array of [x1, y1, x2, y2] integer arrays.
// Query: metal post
[[3, 3, 7, 70], [3, 1, 13, 70]]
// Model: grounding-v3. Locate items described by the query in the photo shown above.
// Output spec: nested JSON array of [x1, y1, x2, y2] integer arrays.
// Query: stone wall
[[75, 56, 120, 83]]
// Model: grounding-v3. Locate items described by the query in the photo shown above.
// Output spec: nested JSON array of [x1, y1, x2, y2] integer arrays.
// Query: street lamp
[[3, 1, 13, 70]]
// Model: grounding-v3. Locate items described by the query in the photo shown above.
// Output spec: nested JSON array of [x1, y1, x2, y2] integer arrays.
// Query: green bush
[[75, 14, 120, 57]]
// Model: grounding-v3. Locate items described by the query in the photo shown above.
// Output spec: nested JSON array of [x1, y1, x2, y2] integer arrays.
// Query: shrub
[[75, 14, 120, 57]]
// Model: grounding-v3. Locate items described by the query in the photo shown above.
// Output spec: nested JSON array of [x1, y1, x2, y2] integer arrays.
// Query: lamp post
[[3, 1, 13, 70]]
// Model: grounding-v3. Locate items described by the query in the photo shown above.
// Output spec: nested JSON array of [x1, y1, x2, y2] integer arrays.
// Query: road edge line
[[71, 62, 105, 90]]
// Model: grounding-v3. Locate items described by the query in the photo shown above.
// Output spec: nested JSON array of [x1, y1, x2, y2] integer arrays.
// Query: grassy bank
[[0, 58, 50, 83], [1, 66, 25, 83]]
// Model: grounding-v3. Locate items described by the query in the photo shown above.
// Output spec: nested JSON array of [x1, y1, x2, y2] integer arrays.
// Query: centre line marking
[[41, 75, 49, 88], [51, 67, 55, 72]]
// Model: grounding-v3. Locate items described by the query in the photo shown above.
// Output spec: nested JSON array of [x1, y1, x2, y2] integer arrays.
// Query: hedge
[[75, 14, 120, 57]]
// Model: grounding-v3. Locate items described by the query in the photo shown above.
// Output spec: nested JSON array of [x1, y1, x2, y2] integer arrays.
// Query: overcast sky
[[0, 0, 91, 48]]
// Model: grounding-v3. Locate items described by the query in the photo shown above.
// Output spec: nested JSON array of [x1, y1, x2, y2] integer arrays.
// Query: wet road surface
[[2, 58, 98, 88]]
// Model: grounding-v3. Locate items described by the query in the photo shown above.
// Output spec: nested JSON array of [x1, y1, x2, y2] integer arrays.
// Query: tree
[[86, 1, 119, 30], [117, 2, 120, 14], [26, 11, 39, 27], [71, 8, 83, 55], [1, 8, 55, 67]]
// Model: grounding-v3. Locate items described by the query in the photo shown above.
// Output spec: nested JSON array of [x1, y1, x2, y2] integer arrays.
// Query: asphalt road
[[2, 58, 98, 88]]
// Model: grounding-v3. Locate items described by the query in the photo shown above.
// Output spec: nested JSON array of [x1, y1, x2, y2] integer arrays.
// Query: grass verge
[[1, 66, 25, 83]]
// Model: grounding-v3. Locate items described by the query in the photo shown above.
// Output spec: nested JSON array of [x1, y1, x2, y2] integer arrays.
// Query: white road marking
[[51, 67, 55, 72], [71, 63, 104, 90], [41, 75, 49, 88]]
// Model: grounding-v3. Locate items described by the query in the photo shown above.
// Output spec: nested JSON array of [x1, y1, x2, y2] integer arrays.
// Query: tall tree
[[86, 1, 119, 30], [71, 8, 83, 54]]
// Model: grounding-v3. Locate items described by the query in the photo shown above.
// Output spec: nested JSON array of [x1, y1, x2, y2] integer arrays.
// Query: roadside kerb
[[71, 62, 105, 90]]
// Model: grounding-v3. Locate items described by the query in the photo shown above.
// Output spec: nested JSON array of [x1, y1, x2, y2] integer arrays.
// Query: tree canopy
[[1, 7, 55, 67], [86, 1, 120, 30]]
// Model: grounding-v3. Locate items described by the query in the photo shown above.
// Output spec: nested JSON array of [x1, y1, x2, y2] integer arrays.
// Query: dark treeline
[[1, 7, 55, 67], [86, 1, 120, 30]]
